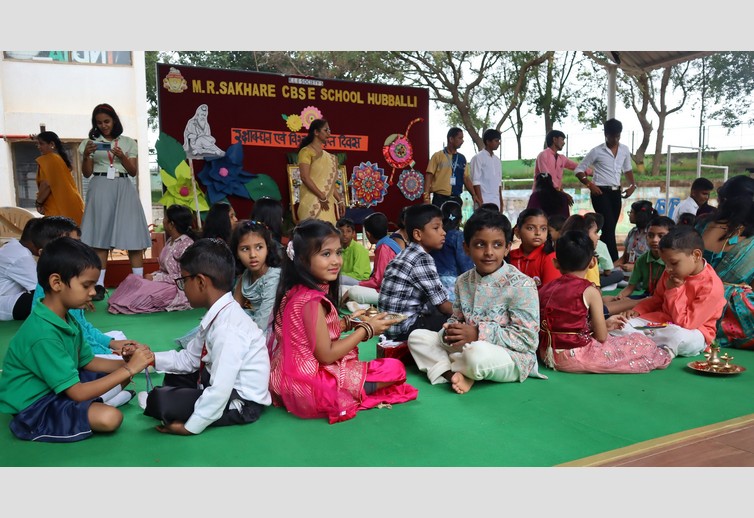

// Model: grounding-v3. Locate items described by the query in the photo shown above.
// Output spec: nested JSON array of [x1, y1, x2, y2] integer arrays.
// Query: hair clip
[[539, 172, 550, 178], [286, 240, 295, 261], [448, 214, 456, 221], [244, 219, 269, 230]]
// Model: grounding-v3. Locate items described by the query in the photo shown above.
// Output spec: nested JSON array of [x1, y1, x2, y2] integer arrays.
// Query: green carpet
[[1, 298, 753, 467]]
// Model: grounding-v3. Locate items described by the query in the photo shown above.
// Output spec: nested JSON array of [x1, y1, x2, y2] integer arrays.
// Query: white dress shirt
[[0, 239, 37, 321], [470, 149, 503, 207], [154, 292, 271, 434], [575, 142, 633, 187]]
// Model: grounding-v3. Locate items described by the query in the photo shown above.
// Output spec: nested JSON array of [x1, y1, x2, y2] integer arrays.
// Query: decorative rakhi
[[397, 168, 424, 201], [382, 117, 423, 184], [350, 161, 389, 208]]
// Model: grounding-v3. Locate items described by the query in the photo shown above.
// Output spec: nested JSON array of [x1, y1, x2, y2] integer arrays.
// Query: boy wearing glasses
[[125, 238, 271, 435]]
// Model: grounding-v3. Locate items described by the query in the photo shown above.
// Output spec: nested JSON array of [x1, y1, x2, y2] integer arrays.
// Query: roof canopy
[[607, 51, 716, 73]]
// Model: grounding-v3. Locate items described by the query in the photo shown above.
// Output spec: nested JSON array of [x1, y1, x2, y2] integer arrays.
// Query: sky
[[4, 0, 752, 514]]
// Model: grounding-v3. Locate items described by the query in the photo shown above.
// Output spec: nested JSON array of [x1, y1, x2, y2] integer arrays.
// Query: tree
[[531, 51, 584, 136], [388, 51, 552, 153]]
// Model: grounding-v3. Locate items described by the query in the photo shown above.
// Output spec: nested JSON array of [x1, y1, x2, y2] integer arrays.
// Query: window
[[11, 141, 84, 208], [3, 51, 132, 66]]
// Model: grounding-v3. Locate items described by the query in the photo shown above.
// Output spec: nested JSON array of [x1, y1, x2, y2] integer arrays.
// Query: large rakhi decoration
[[382, 117, 423, 184], [397, 168, 424, 201], [350, 161, 389, 208]]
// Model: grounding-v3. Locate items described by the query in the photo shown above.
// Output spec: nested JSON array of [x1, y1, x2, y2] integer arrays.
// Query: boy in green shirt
[[336, 217, 371, 286], [604, 215, 675, 315], [0, 237, 153, 442]]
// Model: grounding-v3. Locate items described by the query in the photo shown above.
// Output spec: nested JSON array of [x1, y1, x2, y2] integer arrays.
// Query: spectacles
[[174, 274, 196, 291]]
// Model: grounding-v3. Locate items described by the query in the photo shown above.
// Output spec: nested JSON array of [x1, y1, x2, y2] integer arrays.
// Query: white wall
[[0, 51, 152, 223]]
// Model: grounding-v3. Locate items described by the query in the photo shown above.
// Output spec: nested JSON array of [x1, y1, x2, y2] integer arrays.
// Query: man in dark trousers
[[574, 118, 637, 261]]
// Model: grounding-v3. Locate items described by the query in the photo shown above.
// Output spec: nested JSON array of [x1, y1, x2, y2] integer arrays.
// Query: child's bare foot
[[450, 372, 474, 394]]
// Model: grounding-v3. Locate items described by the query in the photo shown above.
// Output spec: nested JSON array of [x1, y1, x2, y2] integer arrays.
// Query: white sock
[[132, 267, 144, 277], [137, 391, 149, 410], [100, 385, 121, 403], [97, 270, 106, 286], [105, 390, 133, 407]]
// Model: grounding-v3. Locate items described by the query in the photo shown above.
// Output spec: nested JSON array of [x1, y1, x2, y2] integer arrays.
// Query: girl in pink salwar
[[269, 218, 418, 424], [537, 230, 672, 374]]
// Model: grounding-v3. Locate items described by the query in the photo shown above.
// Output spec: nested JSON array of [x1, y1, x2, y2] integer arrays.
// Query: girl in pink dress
[[537, 230, 672, 374], [269, 218, 418, 424], [107, 205, 198, 314]]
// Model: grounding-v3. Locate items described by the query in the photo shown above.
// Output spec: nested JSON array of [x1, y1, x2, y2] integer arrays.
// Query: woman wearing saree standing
[[696, 174, 754, 349], [34, 131, 85, 225], [296, 119, 345, 224]]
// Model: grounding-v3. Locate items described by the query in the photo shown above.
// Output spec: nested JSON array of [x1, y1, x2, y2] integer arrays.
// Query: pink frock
[[269, 284, 418, 424], [107, 234, 193, 314], [538, 274, 672, 373]]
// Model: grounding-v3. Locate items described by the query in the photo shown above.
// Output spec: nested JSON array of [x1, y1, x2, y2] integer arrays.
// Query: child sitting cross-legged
[[0, 237, 154, 442], [429, 200, 474, 303], [611, 226, 726, 358], [538, 230, 672, 373], [132, 238, 272, 435], [336, 217, 371, 287], [408, 208, 545, 394], [270, 218, 417, 424], [342, 211, 401, 306], [379, 203, 453, 341], [508, 208, 561, 288], [604, 215, 675, 315]]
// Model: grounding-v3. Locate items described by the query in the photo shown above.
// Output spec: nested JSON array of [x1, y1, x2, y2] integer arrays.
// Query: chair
[[0, 206, 37, 244], [667, 197, 681, 220]]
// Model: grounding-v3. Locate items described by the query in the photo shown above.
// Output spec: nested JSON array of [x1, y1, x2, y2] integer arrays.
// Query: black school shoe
[[92, 284, 107, 301]]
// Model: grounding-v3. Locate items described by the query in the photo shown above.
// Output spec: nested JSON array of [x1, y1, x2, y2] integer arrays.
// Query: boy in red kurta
[[612, 226, 725, 358]]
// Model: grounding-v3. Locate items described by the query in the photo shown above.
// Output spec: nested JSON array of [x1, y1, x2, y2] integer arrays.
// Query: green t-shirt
[[341, 239, 371, 281], [595, 240, 614, 273], [0, 302, 94, 414], [628, 250, 665, 294]]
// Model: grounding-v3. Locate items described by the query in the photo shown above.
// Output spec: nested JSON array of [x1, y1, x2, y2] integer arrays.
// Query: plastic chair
[[655, 199, 667, 215], [667, 197, 681, 220]]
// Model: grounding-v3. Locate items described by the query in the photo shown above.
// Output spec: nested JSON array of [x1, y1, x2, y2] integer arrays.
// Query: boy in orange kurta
[[611, 226, 725, 358]]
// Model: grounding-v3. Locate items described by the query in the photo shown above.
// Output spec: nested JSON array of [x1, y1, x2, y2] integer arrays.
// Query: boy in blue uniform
[[0, 237, 153, 442]]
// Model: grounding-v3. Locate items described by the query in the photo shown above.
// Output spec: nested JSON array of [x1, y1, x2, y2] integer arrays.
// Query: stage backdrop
[[156, 62, 430, 225]]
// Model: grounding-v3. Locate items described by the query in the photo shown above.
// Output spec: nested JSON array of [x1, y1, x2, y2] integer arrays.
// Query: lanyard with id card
[[106, 139, 119, 180]]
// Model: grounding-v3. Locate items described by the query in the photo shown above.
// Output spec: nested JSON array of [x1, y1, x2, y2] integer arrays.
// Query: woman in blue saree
[[697, 175, 754, 348]]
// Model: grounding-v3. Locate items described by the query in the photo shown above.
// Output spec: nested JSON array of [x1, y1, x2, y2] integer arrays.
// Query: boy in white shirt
[[130, 238, 271, 435], [673, 177, 713, 223]]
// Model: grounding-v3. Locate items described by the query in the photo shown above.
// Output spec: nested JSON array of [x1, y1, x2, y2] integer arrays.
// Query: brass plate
[[687, 361, 746, 376]]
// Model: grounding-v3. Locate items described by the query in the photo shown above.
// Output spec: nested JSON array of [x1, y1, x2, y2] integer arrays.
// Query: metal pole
[[607, 66, 617, 119], [697, 147, 702, 178], [665, 146, 671, 207]]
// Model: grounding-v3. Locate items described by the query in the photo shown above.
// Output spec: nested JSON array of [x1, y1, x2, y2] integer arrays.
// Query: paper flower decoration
[[158, 161, 209, 212], [382, 118, 423, 184], [300, 106, 323, 129], [156, 131, 187, 178], [282, 113, 303, 132], [197, 142, 255, 204], [397, 169, 424, 201], [244, 173, 282, 201], [350, 161, 388, 208]]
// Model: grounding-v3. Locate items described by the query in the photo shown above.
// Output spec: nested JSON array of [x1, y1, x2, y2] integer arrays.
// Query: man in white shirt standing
[[470, 129, 504, 211], [574, 119, 637, 261]]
